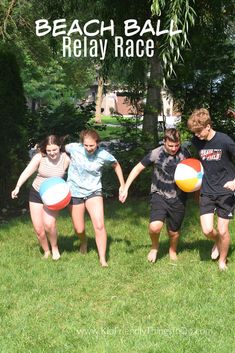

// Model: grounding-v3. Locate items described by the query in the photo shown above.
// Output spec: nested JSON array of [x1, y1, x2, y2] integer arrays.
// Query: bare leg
[[168, 230, 180, 260], [148, 221, 163, 263], [69, 204, 87, 254], [217, 217, 230, 271], [43, 207, 60, 260], [29, 202, 50, 257], [200, 213, 220, 259], [211, 243, 219, 260], [86, 197, 108, 267]]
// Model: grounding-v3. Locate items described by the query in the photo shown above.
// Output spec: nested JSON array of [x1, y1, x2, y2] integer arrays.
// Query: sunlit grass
[[0, 197, 234, 353], [91, 115, 120, 125]]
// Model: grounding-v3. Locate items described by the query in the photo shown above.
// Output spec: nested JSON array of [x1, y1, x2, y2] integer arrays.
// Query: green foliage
[[0, 198, 234, 352], [102, 145, 151, 198], [0, 48, 28, 208], [151, 0, 196, 85], [22, 53, 96, 108], [167, 0, 235, 133], [100, 116, 159, 197], [26, 101, 95, 146], [101, 117, 154, 197], [1, 0, 96, 108]]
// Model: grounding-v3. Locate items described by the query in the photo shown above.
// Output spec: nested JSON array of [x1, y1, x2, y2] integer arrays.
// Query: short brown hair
[[164, 128, 181, 142], [80, 129, 100, 144], [187, 108, 212, 133]]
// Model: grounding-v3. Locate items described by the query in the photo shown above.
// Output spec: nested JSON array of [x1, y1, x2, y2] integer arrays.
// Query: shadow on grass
[[57, 233, 131, 261], [123, 238, 234, 262], [180, 239, 234, 261]]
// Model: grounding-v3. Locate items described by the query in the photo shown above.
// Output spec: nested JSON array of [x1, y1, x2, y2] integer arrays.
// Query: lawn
[[91, 115, 121, 125], [0, 197, 234, 353]]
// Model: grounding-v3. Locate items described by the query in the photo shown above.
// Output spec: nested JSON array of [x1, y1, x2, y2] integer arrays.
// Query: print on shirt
[[200, 149, 222, 161]]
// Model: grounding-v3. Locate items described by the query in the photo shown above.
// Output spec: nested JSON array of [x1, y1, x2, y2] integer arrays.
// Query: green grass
[[98, 125, 123, 140], [0, 197, 234, 353], [91, 115, 123, 140], [91, 115, 120, 125]]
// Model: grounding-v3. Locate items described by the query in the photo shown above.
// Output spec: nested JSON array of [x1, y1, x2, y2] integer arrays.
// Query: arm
[[64, 153, 71, 170], [119, 162, 146, 203], [223, 136, 235, 191], [11, 153, 42, 199], [112, 162, 125, 195], [223, 178, 235, 192]]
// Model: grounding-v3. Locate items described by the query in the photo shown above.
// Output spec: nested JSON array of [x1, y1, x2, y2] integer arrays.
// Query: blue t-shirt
[[65, 143, 117, 197]]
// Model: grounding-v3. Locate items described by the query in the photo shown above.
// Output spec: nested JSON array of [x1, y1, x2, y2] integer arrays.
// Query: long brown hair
[[39, 135, 65, 155]]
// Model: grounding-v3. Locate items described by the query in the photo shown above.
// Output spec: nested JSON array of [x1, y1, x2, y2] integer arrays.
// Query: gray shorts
[[69, 190, 103, 205]]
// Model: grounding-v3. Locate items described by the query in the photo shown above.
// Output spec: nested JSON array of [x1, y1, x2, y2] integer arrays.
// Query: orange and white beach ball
[[174, 158, 204, 192]]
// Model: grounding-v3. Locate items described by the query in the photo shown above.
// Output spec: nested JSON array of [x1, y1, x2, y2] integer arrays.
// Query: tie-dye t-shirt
[[141, 145, 190, 199], [65, 143, 117, 197]]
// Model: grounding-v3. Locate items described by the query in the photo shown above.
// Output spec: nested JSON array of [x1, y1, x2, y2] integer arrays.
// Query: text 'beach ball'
[[174, 158, 204, 192], [39, 177, 71, 210]]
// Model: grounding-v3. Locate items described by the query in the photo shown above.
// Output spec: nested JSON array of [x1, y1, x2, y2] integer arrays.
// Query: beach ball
[[174, 158, 204, 192], [39, 177, 71, 210]]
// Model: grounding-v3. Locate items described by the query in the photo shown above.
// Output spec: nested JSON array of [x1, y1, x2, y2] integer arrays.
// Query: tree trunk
[[95, 76, 103, 123], [143, 55, 162, 145]]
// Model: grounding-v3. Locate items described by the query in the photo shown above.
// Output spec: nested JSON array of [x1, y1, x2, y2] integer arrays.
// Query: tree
[[166, 0, 235, 137], [86, 0, 196, 143], [0, 48, 28, 208]]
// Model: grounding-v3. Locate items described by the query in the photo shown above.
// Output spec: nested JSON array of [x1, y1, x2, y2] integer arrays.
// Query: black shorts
[[69, 190, 103, 205], [29, 186, 43, 204], [150, 193, 186, 232], [200, 194, 234, 219]]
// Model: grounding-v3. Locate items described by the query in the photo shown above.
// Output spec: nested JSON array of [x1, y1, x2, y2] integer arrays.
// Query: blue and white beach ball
[[39, 177, 71, 210]]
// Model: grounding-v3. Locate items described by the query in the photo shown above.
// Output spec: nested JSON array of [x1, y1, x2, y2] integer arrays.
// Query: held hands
[[223, 179, 235, 192], [119, 187, 128, 203], [11, 186, 20, 199]]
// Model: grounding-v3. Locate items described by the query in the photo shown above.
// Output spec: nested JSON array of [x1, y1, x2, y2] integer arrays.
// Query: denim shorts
[[69, 190, 103, 205]]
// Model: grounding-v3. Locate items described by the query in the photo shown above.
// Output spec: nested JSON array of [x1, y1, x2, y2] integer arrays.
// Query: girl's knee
[[44, 222, 56, 234], [35, 228, 46, 239], [33, 223, 44, 234], [74, 226, 85, 235], [94, 222, 105, 233]]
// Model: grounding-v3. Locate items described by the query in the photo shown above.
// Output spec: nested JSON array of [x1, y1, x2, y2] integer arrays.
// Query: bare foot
[[100, 258, 108, 267], [52, 248, 61, 261], [219, 261, 228, 271], [147, 249, 158, 263], [43, 250, 51, 259], [211, 244, 219, 260], [169, 249, 177, 261], [80, 241, 88, 254]]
